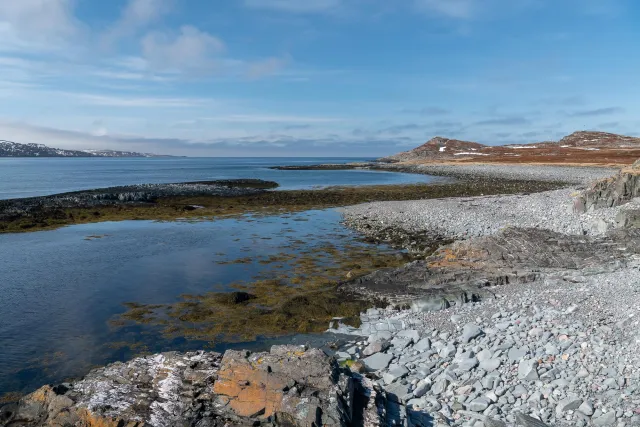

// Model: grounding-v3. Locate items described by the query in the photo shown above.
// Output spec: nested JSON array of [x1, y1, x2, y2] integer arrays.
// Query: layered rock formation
[[574, 167, 640, 213], [1, 346, 386, 427], [340, 227, 640, 311]]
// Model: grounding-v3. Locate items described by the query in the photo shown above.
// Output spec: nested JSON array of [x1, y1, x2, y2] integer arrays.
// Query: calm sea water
[[0, 158, 438, 395], [0, 211, 385, 393], [0, 157, 436, 199]]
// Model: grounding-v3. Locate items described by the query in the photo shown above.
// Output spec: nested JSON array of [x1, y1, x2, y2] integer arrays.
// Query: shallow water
[[0, 210, 391, 394], [0, 157, 436, 199]]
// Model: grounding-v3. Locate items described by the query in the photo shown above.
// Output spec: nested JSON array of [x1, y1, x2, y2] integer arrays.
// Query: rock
[[556, 397, 583, 415], [467, 397, 491, 412], [413, 337, 432, 351], [383, 365, 409, 384], [479, 358, 501, 372], [362, 352, 394, 371], [515, 412, 551, 426], [432, 378, 450, 396], [518, 359, 539, 381], [362, 339, 390, 356], [461, 323, 483, 343], [512, 384, 528, 398], [413, 380, 431, 398], [484, 418, 508, 427], [457, 356, 479, 372], [3, 346, 361, 427], [397, 329, 420, 342], [508, 346, 528, 361], [593, 411, 617, 426], [477, 349, 492, 361], [411, 296, 451, 312], [390, 336, 412, 350], [578, 400, 594, 416], [439, 342, 457, 358]]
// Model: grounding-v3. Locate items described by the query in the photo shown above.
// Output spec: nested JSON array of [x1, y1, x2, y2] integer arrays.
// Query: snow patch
[[453, 152, 490, 156], [439, 147, 446, 152]]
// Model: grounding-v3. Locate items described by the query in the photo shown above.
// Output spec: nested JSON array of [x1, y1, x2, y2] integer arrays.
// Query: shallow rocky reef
[[0, 179, 278, 218]]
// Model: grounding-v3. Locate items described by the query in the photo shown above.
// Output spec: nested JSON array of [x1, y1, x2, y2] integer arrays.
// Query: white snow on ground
[[439, 147, 446, 152], [453, 152, 490, 156]]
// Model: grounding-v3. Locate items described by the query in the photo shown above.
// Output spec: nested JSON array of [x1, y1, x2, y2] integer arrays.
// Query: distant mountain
[[557, 131, 640, 147], [380, 131, 640, 163], [380, 136, 487, 162], [0, 140, 175, 158]]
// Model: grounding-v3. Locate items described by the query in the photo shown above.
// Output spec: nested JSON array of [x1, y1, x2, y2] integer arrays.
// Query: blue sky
[[0, 0, 638, 156]]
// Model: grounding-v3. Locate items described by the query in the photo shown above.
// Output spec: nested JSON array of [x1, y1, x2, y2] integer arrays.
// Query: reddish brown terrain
[[382, 131, 640, 166]]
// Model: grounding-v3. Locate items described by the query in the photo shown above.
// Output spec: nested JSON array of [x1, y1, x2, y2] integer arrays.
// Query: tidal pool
[[0, 210, 402, 395]]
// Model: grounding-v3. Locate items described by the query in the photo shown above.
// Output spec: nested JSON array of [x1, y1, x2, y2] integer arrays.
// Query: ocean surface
[[0, 157, 438, 395], [0, 157, 436, 199]]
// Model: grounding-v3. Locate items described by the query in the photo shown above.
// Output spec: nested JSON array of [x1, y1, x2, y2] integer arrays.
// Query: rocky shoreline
[[3, 165, 640, 426]]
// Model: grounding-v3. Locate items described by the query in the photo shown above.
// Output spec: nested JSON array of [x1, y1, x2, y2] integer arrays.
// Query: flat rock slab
[[363, 352, 394, 371], [341, 227, 640, 310]]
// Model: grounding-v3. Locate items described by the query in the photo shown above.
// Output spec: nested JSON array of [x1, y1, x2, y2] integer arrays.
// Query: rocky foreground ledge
[[1, 345, 387, 427]]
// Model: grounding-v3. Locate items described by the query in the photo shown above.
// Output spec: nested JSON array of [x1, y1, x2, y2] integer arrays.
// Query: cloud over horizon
[[0, 0, 637, 156]]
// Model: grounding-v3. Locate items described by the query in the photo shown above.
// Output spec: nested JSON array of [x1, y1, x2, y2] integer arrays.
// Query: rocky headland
[[3, 163, 640, 426]]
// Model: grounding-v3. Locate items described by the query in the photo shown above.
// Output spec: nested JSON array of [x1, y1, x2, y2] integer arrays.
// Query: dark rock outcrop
[[341, 227, 640, 309], [1, 346, 387, 427], [0, 179, 279, 223], [573, 168, 640, 212]]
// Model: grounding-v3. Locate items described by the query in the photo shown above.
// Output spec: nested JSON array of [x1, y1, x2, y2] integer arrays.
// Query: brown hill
[[381, 136, 487, 162], [558, 131, 640, 147], [381, 131, 640, 166]]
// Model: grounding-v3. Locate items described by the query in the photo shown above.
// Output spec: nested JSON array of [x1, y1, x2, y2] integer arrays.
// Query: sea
[[0, 158, 438, 394], [0, 157, 435, 199]]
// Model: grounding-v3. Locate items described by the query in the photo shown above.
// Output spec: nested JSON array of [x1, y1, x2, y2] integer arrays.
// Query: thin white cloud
[[56, 92, 212, 108], [0, 0, 80, 51], [103, 0, 172, 46], [177, 114, 339, 124], [141, 26, 226, 72], [246, 56, 289, 79]]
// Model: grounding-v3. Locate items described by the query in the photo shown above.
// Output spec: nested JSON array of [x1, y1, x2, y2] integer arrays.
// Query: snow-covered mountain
[[0, 140, 172, 157]]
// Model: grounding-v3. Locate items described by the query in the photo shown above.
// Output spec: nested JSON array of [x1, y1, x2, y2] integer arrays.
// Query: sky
[[0, 0, 639, 157]]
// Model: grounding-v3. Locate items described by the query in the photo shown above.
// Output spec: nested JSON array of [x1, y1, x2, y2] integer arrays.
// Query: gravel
[[332, 165, 640, 426], [343, 187, 640, 240], [330, 263, 640, 427], [380, 164, 619, 185]]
